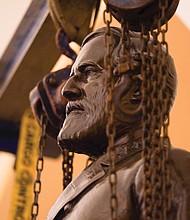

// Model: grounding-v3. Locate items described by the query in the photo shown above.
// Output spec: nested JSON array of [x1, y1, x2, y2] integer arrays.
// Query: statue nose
[[61, 77, 83, 101]]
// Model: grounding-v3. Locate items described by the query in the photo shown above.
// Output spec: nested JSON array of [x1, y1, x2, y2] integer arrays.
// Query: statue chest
[[54, 159, 143, 220]]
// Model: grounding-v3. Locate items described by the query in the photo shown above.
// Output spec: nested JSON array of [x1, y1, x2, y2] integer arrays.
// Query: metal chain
[[103, 6, 118, 220], [31, 114, 47, 220], [150, 29, 164, 220], [158, 0, 172, 216], [140, 24, 153, 220], [142, 0, 171, 219], [62, 149, 74, 189]]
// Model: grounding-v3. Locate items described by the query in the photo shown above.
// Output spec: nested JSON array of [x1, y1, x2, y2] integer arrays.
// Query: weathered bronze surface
[[36, 27, 190, 220]]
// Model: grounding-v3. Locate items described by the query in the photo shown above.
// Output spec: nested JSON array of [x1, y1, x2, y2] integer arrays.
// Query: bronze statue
[[41, 27, 190, 220]]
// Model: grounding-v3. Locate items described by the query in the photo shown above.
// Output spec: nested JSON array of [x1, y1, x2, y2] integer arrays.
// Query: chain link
[[116, 20, 134, 74], [103, 6, 118, 220], [31, 114, 47, 220], [62, 149, 74, 189]]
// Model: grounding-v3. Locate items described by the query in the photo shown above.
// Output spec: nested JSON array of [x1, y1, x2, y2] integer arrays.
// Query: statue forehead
[[72, 35, 107, 71]]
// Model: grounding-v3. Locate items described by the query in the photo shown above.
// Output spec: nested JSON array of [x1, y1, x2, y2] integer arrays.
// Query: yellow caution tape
[[9, 108, 41, 220]]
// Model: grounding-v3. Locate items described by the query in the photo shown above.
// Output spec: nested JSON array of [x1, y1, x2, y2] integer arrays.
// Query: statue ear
[[114, 73, 142, 123], [130, 75, 142, 105]]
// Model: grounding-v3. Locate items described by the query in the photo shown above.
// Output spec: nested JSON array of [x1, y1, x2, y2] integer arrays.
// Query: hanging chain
[[158, 0, 172, 216], [31, 114, 47, 220], [142, 0, 171, 219], [150, 28, 164, 220], [103, 6, 118, 220], [62, 149, 74, 189], [141, 23, 153, 220]]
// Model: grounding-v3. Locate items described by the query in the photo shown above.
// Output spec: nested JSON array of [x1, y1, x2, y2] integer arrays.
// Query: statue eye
[[84, 66, 95, 76], [78, 63, 103, 82], [83, 66, 100, 82]]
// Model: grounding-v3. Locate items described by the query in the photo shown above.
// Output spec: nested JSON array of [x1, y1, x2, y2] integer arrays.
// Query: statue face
[[57, 28, 176, 157], [58, 36, 108, 156], [57, 33, 143, 157]]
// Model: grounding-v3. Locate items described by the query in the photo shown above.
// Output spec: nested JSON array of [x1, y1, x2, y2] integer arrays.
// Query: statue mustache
[[66, 100, 90, 116]]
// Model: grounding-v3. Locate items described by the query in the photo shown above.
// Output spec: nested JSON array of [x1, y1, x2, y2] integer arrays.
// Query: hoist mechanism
[[104, 0, 179, 31]]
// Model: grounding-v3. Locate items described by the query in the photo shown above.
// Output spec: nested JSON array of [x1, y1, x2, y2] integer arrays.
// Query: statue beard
[[57, 89, 108, 157]]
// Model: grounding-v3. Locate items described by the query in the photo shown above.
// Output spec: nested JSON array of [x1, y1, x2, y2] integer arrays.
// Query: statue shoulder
[[134, 147, 190, 194], [170, 147, 190, 183], [170, 147, 190, 161]]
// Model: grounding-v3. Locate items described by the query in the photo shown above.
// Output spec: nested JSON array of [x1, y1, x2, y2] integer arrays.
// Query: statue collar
[[98, 129, 142, 166], [47, 129, 142, 220]]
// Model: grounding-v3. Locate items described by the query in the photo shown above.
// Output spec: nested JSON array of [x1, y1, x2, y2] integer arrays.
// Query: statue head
[[58, 27, 177, 157]]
